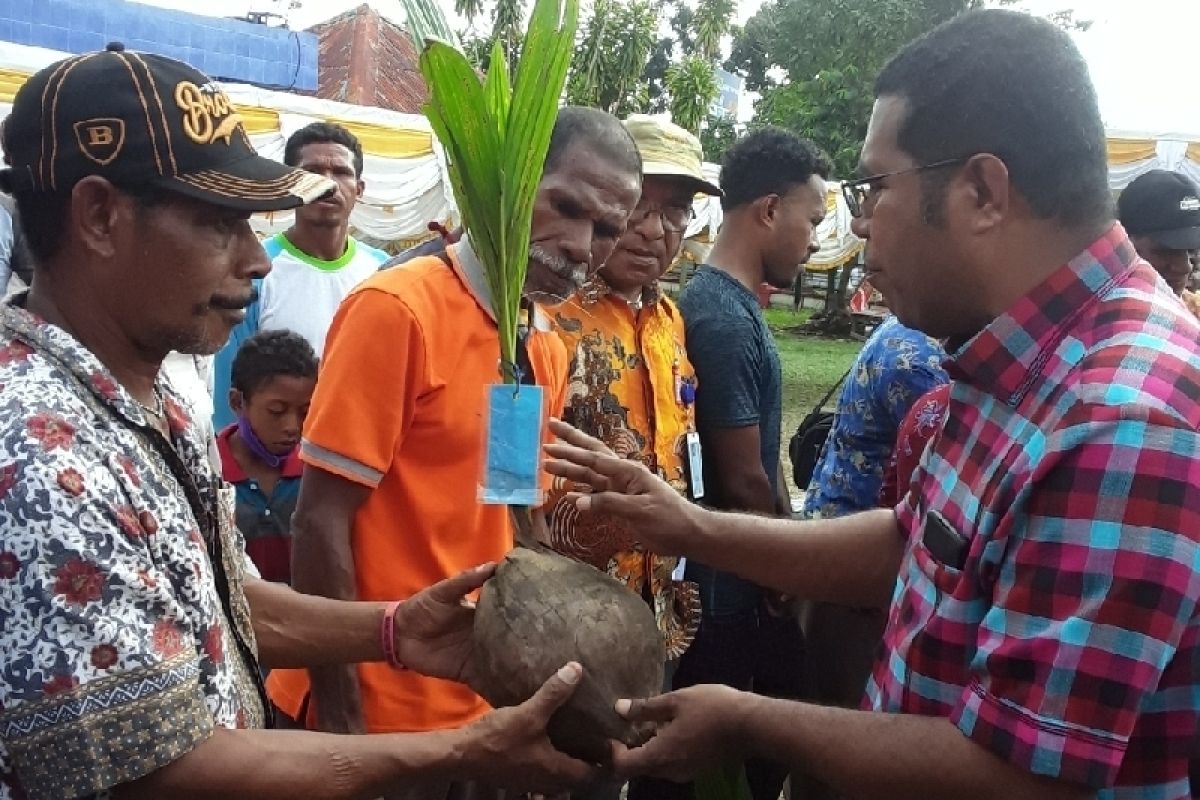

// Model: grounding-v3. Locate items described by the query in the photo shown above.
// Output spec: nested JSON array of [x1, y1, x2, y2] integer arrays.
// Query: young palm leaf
[[405, 0, 579, 382]]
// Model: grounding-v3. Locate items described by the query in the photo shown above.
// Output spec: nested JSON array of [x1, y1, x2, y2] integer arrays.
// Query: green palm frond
[[401, 0, 579, 381]]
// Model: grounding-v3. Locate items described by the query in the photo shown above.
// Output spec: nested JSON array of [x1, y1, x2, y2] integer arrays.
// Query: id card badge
[[480, 384, 545, 506], [671, 557, 688, 582], [685, 431, 705, 500]]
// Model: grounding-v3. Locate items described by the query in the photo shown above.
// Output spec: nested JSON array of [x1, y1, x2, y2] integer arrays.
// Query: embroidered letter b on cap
[[1, 42, 334, 212]]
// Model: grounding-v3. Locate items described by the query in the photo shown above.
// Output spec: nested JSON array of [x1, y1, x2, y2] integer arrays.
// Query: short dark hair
[[6, 181, 170, 268], [545, 106, 642, 178], [231, 329, 318, 398], [284, 121, 364, 178], [719, 127, 831, 211], [875, 9, 1109, 228]]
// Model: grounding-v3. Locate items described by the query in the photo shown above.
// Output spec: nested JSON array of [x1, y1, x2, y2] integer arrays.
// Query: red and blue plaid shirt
[[865, 225, 1200, 799]]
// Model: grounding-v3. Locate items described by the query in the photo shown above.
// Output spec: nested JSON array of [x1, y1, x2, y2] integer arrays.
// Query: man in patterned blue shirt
[[803, 315, 947, 518], [797, 315, 947, 800]]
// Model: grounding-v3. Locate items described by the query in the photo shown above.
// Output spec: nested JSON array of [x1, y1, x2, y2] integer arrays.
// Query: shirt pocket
[[909, 511, 974, 599]]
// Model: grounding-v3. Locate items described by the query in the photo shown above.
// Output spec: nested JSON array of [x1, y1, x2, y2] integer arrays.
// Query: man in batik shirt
[[548, 116, 722, 663]]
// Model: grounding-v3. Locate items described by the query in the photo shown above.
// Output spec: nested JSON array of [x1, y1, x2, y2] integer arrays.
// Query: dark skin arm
[[775, 460, 793, 517], [704, 425, 776, 514], [246, 564, 490, 681], [288, 465, 372, 733], [111, 663, 596, 800], [545, 420, 903, 608], [612, 687, 1093, 800]]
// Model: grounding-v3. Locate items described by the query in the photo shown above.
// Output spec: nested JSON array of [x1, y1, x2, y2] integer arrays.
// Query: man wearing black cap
[[1117, 169, 1200, 297], [0, 45, 593, 800]]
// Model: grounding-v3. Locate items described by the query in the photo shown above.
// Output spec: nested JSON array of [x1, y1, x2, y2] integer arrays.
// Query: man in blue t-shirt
[[665, 128, 830, 800], [212, 122, 387, 429]]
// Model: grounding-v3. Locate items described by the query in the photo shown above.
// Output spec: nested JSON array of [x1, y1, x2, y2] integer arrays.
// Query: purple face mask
[[237, 414, 292, 469]]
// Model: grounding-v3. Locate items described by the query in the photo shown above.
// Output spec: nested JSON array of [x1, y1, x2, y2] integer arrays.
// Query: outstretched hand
[[608, 684, 751, 783], [543, 419, 700, 557], [392, 563, 495, 683]]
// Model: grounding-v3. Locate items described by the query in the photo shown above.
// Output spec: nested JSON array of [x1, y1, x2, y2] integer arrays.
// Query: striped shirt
[[865, 225, 1200, 798]]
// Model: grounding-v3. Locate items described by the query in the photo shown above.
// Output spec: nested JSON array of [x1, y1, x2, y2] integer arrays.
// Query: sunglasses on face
[[841, 157, 969, 218]]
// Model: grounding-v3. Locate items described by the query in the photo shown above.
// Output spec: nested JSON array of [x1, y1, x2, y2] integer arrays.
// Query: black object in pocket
[[923, 509, 968, 570]]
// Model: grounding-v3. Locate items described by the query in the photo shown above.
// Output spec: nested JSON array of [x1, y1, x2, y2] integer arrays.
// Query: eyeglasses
[[841, 157, 968, 218], [628, 199, 694, 233]]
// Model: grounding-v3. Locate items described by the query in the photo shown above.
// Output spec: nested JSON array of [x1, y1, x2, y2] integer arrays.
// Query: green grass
[[762, 305, 863, 485]]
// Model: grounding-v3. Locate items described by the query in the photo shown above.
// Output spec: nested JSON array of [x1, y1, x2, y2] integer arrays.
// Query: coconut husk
[[469, 509, 665, 764]]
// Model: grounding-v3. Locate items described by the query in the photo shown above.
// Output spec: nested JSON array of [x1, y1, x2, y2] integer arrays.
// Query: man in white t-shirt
[[213, 122, 387, 428]]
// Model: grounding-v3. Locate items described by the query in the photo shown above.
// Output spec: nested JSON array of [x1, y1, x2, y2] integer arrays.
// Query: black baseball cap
[[0, 43, 334, 212], [1117, 169, 1200, 251]]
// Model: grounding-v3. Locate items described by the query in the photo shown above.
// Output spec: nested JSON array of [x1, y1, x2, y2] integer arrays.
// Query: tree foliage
[[565, 0, 658, 115], [489, 0, 526, 73], [699, 114, 738, 162], [454, 0, 484, 25], [728, 0, 1090, 177], [666, 55, 720, 134], [692, 0, 735, 61]]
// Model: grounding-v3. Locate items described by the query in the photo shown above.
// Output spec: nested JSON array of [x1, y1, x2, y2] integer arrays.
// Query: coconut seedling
[[402, 0, 665, 765]]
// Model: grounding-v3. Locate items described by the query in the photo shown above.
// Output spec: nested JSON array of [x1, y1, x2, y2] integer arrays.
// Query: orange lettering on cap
[[175, 81, 243, 146]]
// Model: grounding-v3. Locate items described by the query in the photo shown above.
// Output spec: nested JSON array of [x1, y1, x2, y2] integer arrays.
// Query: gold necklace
[[136, 387, 166, 421]]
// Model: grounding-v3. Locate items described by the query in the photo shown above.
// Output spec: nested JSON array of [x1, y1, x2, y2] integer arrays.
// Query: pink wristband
[[381, 600, 406, 670]]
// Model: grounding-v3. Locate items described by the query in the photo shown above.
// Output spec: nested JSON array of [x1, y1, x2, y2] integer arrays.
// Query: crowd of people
[[0, 7, 1199, 800]]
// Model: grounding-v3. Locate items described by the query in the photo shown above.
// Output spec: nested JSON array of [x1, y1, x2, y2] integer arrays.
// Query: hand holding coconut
[[453, 662, 602, 793], [389, 563, 496, 683], [609, 684, 751, 783]]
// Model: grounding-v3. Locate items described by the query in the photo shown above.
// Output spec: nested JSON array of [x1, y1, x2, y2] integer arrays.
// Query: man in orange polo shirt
[[268, 106, 641, 798]]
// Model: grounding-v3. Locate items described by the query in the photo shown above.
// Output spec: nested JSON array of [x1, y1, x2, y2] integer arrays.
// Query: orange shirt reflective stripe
[[267, 247, 568, 732]]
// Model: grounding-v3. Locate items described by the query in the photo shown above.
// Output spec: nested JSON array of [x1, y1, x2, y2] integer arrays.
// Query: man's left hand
[[392, 563, 495, 682], [609, 685, 751, 782]]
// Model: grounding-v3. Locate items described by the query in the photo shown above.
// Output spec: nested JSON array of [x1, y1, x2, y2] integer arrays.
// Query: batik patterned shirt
[[865, 226, 1200, 798], [803, 315, 947, 518], [549, 278, 701, 659], [0, 300, 265, 800]]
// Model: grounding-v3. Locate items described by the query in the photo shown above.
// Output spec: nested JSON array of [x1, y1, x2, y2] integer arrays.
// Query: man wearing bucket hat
[[0, 45, 595, 800], [546, 114, 719, 664], [1118, 169, 1200, 313], [545, 115, 719, 800]]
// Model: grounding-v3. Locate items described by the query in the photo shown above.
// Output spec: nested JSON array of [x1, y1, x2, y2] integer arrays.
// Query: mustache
[[209, 287, 259, 311], [529, 244, 587, 282]]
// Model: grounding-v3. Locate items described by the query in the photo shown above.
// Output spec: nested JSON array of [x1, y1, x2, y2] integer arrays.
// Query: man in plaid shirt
[[543, 10, 1200, 800]]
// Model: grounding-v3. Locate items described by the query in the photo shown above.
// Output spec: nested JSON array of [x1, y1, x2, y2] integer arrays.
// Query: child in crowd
[[217, 329, 317, 584]]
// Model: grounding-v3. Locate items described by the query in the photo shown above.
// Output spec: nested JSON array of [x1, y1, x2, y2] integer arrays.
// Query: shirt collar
[[577, 272, 665, 310], [216, 424, 303, 482], [945, 223, 1140, 405], [1, 294, 182, 430], [452, 234, 552, 332]]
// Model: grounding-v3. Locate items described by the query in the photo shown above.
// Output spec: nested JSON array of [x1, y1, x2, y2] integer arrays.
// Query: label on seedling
[[480, 384, 545, 506]]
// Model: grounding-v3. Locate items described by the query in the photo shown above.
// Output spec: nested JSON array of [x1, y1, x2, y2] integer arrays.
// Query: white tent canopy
[[0, 40, 457, 248], [1, 39, 1198, 249]]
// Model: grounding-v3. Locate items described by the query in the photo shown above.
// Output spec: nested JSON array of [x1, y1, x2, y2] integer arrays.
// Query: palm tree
[[609, 0, 656, 112], [567, 0, 614, 107], [566, 0, 658, 113], [666, 55, 719, 133], [692, 0, 735, 61], [455, 0, 485, 25], [491, 0, 525, 71]]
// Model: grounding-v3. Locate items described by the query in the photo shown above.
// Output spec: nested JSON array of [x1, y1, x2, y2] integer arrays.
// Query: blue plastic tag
[[480, 383, 545, 506]]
